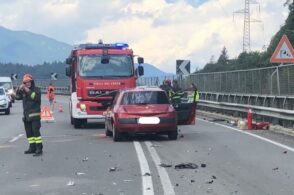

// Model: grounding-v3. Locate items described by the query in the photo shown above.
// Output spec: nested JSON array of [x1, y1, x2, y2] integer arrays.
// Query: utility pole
[[234, 0, 261, 52]]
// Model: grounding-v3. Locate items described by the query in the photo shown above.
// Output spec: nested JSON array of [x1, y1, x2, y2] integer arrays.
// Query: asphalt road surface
[[0, 95, 293, 195]]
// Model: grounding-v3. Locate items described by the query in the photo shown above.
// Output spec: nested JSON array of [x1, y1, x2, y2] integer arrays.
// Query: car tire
[[5, 108, 10, 115], [168, 130, 178, 140], [112, 123, 122, 142]]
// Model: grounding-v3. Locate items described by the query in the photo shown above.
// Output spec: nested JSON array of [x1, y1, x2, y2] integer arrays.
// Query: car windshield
[[78, 54, 133, 77], [0, 82, 12, 90], [121, 91, 169, 105], [0, 88, 4, 95]]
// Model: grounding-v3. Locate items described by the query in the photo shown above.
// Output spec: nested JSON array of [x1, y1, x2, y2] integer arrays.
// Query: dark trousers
[[24, 120, 42, 145]]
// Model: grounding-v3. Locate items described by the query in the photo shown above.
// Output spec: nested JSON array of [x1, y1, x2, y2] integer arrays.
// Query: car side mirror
[[66, 57, 72, 64], [138, 57, 144, 64], [138, 66, 144, 76], [65, 66, 71, 77]]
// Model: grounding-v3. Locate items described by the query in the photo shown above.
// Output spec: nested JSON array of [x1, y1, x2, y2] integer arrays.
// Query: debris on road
[[175, 163, 198, 169], [109, 167, 118, 172], [29, 184, 40, 187], [272, 167, 279, 171], [212, 175, 217, 179], [191, 179, 195, 183], [66, 181, 75, 186], [143, 172, 151, 176], [283, 151, 287, 154], [179, 134, 184, 138], [159, 163, 172, 168], [209, 118, 226, 122], [76, 172, 85, 176], [201, 163, 207, 168], [123, 179, 133, 182], [82, 157, 89, 162], [175, 183, 179, 187], [151, 144, 161, 147], [206, 180, 214, 184]]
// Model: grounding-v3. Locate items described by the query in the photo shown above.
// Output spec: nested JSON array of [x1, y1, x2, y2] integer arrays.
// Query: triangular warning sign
[[41, 106, 55, 122], [270, 35, 294, 63]]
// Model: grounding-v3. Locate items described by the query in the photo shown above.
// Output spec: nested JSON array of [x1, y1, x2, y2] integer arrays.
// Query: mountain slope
[[0, 26, 72, 65], [138, 63, 174, 77]]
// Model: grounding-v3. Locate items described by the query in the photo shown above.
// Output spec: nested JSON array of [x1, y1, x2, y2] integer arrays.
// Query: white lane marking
[[198, 118, 294, 153], [133, 141, 154, 195], [9, 134, 24, 143], [145, 141, 176, 195]]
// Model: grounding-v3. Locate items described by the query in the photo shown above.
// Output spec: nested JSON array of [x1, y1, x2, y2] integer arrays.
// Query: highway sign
[[270, 35, 294, 63], [176, 60, 190, 75], [51, 73, 58, 80], [11, 74, 18, 80]]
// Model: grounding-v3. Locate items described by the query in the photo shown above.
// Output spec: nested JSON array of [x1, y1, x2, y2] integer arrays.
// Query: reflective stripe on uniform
[[28, 137, 35, 144], [28, 113, 40, 118], [35, 136, 42, 144], [30, 92, 36, 99]]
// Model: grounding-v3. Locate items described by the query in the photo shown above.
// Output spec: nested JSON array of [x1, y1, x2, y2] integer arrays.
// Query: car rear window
[[121, 91, 169, 105]]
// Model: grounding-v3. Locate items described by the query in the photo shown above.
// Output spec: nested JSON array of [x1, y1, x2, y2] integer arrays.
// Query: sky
[[0, 0, 289, 73]]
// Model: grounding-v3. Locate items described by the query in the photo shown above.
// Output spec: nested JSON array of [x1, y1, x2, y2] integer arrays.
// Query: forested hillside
[[199, 1, 294, 73]]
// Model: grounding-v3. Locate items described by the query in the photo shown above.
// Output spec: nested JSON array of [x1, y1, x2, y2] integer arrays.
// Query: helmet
[[23, 74, 33, 83]]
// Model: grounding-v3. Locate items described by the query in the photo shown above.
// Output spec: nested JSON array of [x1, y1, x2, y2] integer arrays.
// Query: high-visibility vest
[[187, 90, 199, 103]]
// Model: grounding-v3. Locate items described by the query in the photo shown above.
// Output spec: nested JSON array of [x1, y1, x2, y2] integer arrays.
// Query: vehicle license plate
[[138, 117, 160, 124]]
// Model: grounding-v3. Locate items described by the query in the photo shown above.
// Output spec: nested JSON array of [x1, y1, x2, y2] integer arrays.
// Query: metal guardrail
[[199, 100, 294, 121]]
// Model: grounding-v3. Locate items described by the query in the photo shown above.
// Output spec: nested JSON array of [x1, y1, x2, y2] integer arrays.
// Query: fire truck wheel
[[73, 118, 82, 129]]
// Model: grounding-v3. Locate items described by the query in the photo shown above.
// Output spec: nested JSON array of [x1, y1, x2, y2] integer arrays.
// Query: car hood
[[121, 104, 170, 115], [0, 95, 7, 100]]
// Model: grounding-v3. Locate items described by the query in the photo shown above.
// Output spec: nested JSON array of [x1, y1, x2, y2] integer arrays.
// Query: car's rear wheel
[[168, 129, 178, 140], [112, 123, 122, 142]]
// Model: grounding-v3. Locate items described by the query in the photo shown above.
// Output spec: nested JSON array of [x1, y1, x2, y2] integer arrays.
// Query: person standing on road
[[187, 83, 199, 104], [47, 83, 55, 112], [13, 74, 43, 156]]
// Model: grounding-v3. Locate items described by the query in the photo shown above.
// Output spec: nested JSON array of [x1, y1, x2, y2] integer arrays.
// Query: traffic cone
[[59, 104, 63, 112], [247, 109, 253, 130]]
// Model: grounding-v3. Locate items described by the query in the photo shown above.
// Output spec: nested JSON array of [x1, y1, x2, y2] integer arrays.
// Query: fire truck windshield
[[78, 55, 133, 77]]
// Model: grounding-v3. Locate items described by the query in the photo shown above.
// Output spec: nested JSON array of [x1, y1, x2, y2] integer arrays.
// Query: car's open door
[[174, 102, 196, 125]]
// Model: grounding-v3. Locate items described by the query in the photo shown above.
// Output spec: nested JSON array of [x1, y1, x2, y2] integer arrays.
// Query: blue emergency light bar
[[76, 42, 129, 50]]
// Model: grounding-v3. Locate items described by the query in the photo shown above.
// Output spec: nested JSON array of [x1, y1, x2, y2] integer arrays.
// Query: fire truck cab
[[65, 42, 144, 128]]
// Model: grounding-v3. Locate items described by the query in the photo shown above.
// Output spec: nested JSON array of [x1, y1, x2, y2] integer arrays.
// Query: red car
[[104, 87, 196, 141]]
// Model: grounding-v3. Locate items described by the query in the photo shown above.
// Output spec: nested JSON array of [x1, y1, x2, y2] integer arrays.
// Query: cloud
[[0, 0, 289, 73]]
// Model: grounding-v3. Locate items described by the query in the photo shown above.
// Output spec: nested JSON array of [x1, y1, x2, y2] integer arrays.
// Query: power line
[[233, 0, 262, 52]]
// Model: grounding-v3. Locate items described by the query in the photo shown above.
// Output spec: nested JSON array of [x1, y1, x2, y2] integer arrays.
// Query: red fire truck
[[65, 42, 144, 128]]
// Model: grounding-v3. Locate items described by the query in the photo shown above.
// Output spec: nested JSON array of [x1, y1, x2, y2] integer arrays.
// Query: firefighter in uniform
[[14, 74, 43, 156], [170, 80, 184, 104]]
